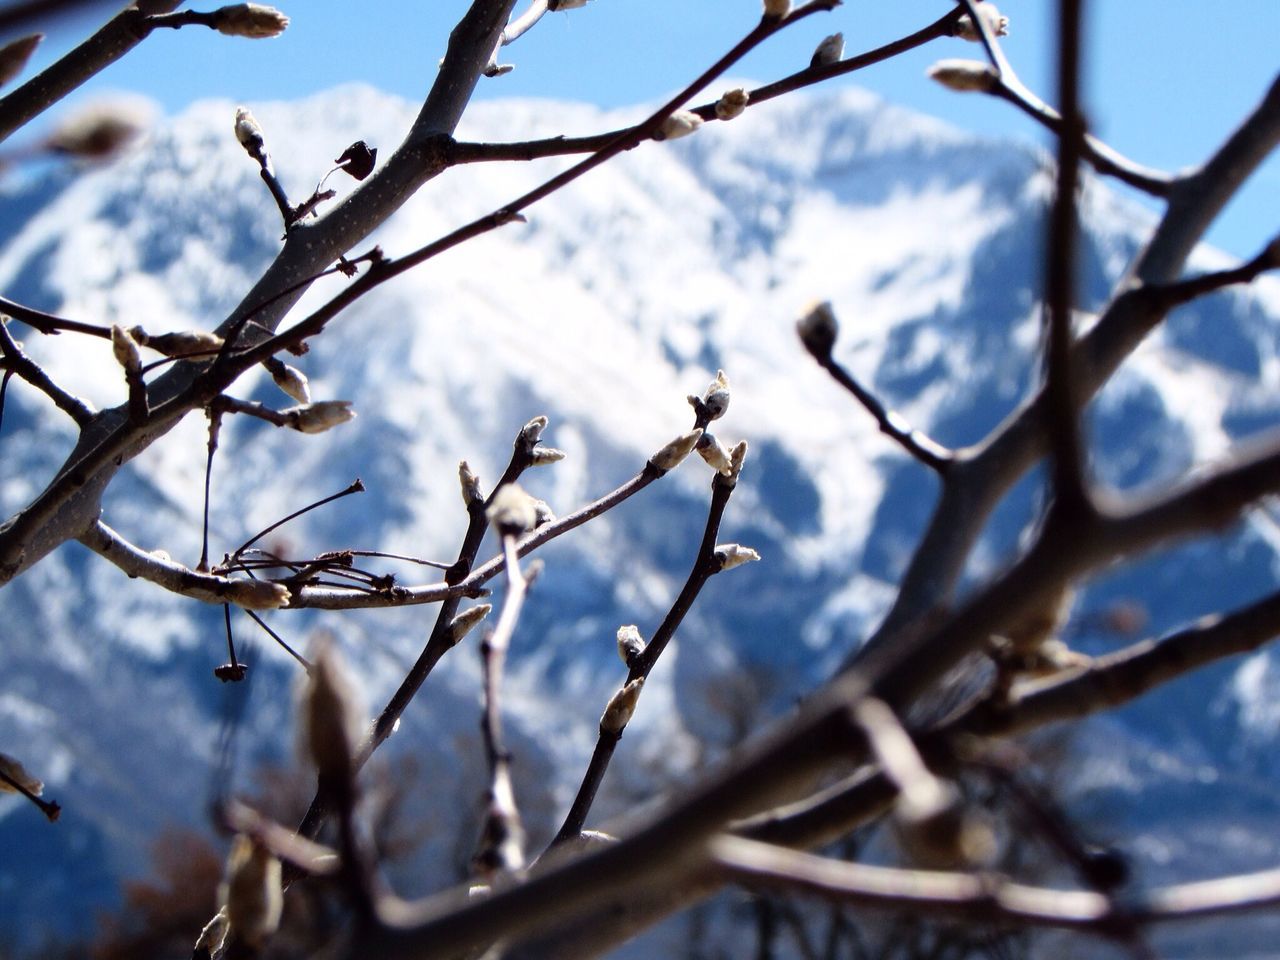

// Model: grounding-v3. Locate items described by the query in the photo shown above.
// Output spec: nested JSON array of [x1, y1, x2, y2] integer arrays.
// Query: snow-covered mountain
[[1, 83, 1278, 953]]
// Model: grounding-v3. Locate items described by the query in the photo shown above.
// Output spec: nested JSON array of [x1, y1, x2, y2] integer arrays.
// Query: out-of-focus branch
[[712, 835, 1280, 933], [0, 318, 92, 425]]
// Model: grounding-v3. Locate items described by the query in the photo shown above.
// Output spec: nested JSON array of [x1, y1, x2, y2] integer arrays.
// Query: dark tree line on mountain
[[0, 0, 1277, 958]]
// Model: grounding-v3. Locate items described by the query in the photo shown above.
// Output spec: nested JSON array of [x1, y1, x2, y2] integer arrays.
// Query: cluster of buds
[[954, 3, 1009, 42], [927, 59, 1000, 94], [715, 88, 749, 122], [212, 3, 290, 39], [655, 111, 702, 142]]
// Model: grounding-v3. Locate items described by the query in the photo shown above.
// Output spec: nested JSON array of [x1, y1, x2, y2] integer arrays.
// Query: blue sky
[[18, 0, 1280, 258]]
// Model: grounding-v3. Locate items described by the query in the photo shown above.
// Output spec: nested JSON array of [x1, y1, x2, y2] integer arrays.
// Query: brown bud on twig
[[714, 543, 761, 572], [796, 300, 838, 360], [299, 640, 365, 779], [212, 3, 290, 38], [810, 32, 844, 68], [955, 3, 1009, 41], [0, 34, 41, 88], [284, 400, 356, 434], [927, 59, 1000, 93], [225, 578, 291, 610], [655, 111, 702, 142], [220, 835, 282, 948], [616, 624, 646, 668], [334, 140, 377, 181], [650, 428, 703, 472], [447, 603, 492, 645], [459, 461, 484, 508], [600, 677, 644, 735], [715, 88, 749, 121], [487, 483, 538, 537], [0, 753, 43, 796], [46, 101, 147, 160]]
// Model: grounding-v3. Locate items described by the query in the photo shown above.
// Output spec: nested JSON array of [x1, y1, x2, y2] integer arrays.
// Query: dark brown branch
[[550, 470, 741, 847], [0, 764, 60, 822], [0, 0, 113, 31], [0, 319, 93, 425], [0, 295, 111, 338], [1143, 235, 1280, 309]]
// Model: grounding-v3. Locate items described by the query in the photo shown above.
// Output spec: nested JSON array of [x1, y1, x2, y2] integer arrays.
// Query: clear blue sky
[[17, 0, 1280, 258]]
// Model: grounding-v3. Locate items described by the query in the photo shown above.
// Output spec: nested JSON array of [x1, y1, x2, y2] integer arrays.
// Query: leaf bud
[[519, 414, 549, 446], [616, 624, 646, 668], [528, 446, 566, 466], [762, 0, 791, 21], [298, 640, 366, 779], [714, 543, 760, 572], [926, 59, 1000, 93], [955, 3, 1009, 42], [131, 326, 224, 359], [600, 677, 645, 735], [729, 439, 749, 479], [110, 324, 142, 374], [46, 101, 146, 160], [447, 603, 492, 645], [714, 87, 749, 121], [699, 369, 730, 420], [267, 359, 310, 403], [487, 483, 538, 537], [531, 498, 556, 527], [226, 578, 291, 610], [285, 400, 356, 434], [234, 106, 266, 161], [649, 428, 702, 472], [0, 34, 41, 88], [655, 111, 702, 142], [695, 433, 734, 476], [212, 3, 290, 39], [810, 32, 844, 68], [220, 835, 282, 948], [796, 300, 838, 360], [0, 753, 43, 795], [459, 461, 484, 508]]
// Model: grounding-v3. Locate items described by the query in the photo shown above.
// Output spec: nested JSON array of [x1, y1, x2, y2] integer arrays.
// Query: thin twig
[[0, 765, 60, 821], [0, 295, 111, 338], [0, 319, 93, 426]]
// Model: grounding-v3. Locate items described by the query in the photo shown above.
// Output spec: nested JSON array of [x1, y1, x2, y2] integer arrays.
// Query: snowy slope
[[0, 83, 1277, 952]]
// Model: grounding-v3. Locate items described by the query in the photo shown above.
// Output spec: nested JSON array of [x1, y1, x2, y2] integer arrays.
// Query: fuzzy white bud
[[220, 835, 282, 948], [269, 362, 310, 404], [129, 326, 224, 359], [487, 483, 538, 537], [298, 640, 365, 778], [695, 433, 734, 476], [762, 0, 790, 20], [531, 498, 555, 527], [810, 32, 844, 68], [0, 34, 41, 88], [655, 111, 702, 141], [650, 428, 703, 472], [459, 461, 484, 508], [285, 400, 356, 434], [226, 578, 291, 611], [0, 753, 43, 796], [110, 324, 142, 374], [234, 106, 265, 160], [715, 87, 749, 121], [600, 678, 645, 735], [714, 543, 761, 572], [729, 439, 749, 479], [528, 446, 566, 466], [447, 604, 492, 645], [700, 369, 730, 420], [616, 624, 646, 667], [520, 415, 549, 446], [796, 300, 839, 359], [927, 59, 1000, 93], [212, 3, 290, 38], [955, 4, 1009, 42]]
